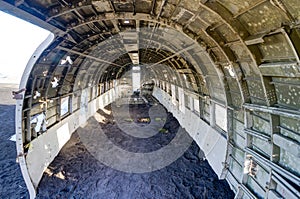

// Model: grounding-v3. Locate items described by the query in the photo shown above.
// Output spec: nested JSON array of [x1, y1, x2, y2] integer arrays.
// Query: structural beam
[[148, 44, 197, 68], [57, 46, 121, 67], [243, 103, 300, 120]]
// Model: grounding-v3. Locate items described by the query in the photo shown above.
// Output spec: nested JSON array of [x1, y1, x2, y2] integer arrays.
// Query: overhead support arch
[[1, 0, 299, 198]]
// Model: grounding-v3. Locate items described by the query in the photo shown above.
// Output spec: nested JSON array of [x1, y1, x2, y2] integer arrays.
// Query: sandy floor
[[0, 84, 29, 198], [0, 88, 235, 198], [37, 96, 234, 199]]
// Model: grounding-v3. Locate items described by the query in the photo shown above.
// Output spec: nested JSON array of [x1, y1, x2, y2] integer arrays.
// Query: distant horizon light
[[0, 11, 50, 84]]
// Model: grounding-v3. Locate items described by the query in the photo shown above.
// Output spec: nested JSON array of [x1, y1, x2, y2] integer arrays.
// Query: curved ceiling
[[1, 0, 299, 111], [1, 0, 300, 198]]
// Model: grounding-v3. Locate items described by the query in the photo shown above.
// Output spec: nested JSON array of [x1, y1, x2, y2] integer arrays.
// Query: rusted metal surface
[[1, 0, 299, 198]]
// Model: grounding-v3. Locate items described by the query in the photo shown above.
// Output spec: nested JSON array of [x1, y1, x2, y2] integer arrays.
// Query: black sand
[[0, 84, 29, 199], [37, 97, 234, 199]]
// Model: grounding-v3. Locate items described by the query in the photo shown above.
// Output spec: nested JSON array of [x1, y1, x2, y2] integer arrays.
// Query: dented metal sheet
[[259, 62, 300, 77], [1, 0, 299, 198]]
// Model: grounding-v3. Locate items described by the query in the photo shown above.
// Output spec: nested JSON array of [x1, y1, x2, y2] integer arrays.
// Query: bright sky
[[0, 11, 50, 84]]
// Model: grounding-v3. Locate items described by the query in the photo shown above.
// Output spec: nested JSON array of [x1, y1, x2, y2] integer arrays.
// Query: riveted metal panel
[[252, 137, 272, 157], [233, 117, 244, 136], [198, 8, 222, 27], [92, 0, 113, 13], [161, 3, 176, 18], [252, 111, 271, 135], [259, 62, 300, 77], [231, 92, 243, 108], [259, 34, 295, 62], [281, 0, 300, 21], [218, 0, 264, 16], [207, 85, 226, 102], [273, 77, 300, 109], [246, 163, 270, 196], [226, 78, 240, 91], [238, 1, 289, 35], [135, 0, 153, 13], [232, 115, 246, 147], [279, 148, 300, 177], [229, 43, 251, 62], [253, 162, 270, 184], [233, 146, 245, 163], [233, 132, 246, 148], [240, 62, 261, 77], [187, 17, 209, 33], [216, 24, 239, 42], [229, 159, 243, 183], [246, 176, 265, 199], [171, 7, 195, 25], [210, 47, 228, 63], [275, 181, 299, 199], [197, 29, 218, 47], [246, 80, 268, 105], [226, 78, 243, 107], [279, 116, 300, 141], [180, 0, 201, 12]]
